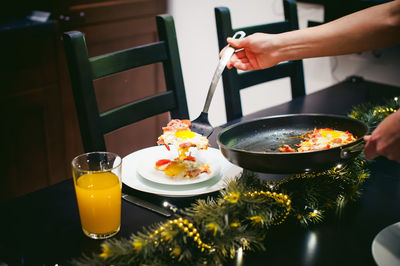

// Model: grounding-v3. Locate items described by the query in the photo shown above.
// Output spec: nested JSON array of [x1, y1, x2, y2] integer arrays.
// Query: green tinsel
[[348, 96, 399, 134], [72, 97, 399, 266]]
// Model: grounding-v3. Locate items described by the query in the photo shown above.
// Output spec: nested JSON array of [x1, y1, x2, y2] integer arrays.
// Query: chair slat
[[90, 42, 168, 79], [236, 21, 291, 36], [238, 63, 293, 89], [100, 91, 176, 134]]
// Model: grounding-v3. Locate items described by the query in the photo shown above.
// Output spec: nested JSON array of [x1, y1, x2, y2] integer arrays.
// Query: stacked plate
[[372, 222, 400, 266], [122, 146, 242, 197]]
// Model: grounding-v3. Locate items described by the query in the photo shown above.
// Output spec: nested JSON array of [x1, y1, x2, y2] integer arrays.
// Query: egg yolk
[[178, 147, 190, 160], [164, 161, 187, 176], [174, 130, 196, 139], [320, 130, 341, 138]]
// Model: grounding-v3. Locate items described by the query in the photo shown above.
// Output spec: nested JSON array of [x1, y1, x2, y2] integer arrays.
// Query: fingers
[[219, 46, 227, 58], [226, 53, 250, 70], [226, 49, 249, 69], [233, 49, 247, 58], [219, 41, 246, 58], [222, 37, 250, 70], [231, 61, 251, 71], [227, 37, 244, 49], [363, 136, 379, 160]]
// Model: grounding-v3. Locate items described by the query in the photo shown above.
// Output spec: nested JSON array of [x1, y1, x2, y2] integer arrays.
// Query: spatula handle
[[202, 31, 246, 113]]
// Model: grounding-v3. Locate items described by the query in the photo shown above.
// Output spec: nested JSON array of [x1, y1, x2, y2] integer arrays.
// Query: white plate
[[372, 222, 400, 266], [136, 146, 221, 185], [122, 146, 242, 197]]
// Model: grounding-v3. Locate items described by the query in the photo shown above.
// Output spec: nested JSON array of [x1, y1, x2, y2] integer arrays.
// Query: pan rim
[[216, 113, 368, 156]]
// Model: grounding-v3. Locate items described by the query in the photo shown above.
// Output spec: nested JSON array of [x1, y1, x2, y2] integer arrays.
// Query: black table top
[[1, 76, 400, 266]]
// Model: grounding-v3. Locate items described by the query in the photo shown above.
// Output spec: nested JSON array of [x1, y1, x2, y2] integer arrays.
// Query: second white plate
[[122, 146, 242, 197], [136, 146, 221, 185], [372, 222, 400, 266]]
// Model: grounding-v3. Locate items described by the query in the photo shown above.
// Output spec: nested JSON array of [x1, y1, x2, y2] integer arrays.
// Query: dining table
[[1, 75, 400, 266]]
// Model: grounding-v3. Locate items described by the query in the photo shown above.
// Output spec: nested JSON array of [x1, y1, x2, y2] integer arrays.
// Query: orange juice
[[74, 172, 121, 235]]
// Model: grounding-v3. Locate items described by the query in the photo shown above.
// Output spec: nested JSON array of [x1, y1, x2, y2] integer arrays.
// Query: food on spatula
[[157, 119, 209, 150], [279, 128, 357, 152], [155, 119, 211, 179]]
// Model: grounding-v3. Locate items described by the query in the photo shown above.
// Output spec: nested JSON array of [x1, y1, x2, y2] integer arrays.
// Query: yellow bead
[[178, 223, 183, 228], [184, 227, 189, 232], [188, 223, 193, 228], [178, 217, 183, 222], [192, 228, 197, 234]]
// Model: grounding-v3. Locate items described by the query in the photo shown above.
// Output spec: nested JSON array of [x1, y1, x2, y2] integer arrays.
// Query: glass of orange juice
[[72, 152, 122, 239]]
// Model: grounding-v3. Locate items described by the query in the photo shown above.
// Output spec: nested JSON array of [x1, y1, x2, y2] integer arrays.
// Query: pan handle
[[340, 139, 366, 159]]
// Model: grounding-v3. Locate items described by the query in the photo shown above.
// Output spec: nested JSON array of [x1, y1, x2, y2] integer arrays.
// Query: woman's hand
[[364, 110, 400, 162], [221, 33, 281, 71]]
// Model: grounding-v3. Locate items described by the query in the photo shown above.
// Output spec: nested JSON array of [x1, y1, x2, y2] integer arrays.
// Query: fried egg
[[280, 128, 357, 152], [155, 158, 211, 179], [157, 119, 209, 150]]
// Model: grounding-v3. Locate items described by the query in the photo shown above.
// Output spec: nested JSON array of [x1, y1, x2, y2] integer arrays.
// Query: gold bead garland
[[373, 107, 396, 116], [268, 166, 344, 188], [149, 217, 212, 252], [243, 190, 292, 225]]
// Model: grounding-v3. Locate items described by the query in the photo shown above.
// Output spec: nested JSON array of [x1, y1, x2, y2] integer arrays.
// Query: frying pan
[[217, 114, 368, 174]]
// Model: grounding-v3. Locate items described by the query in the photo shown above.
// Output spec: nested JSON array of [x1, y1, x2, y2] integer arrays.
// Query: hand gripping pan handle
[[340, 139, 366, 159]]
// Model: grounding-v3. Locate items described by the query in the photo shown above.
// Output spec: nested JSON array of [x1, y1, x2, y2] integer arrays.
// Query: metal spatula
[[190, 31, 246, 137]]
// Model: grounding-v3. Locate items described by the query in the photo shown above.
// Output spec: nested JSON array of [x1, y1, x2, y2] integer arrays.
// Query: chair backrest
[[63, 15, 189, 153], [215, 0, 306, 121]]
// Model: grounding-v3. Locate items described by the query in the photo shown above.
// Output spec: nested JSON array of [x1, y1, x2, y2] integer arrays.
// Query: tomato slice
[[181, 120, 191, 127], [159, 139, 170, 151], [184, 155, 196, 161], [155, 159, 171, 167]]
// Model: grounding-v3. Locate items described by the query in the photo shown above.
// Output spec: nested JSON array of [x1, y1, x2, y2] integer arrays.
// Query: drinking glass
[[72, 152, 122, 239]]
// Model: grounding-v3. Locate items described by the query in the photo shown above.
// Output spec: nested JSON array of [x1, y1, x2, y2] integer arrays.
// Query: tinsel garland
[[73, 97, 399, 266]]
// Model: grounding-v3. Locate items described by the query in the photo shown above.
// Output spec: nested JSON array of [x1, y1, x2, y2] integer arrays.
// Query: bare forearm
[[275, 0, 400, 62]]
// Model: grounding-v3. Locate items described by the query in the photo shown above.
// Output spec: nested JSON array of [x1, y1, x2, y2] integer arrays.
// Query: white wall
[[168, 1, 400, 126]]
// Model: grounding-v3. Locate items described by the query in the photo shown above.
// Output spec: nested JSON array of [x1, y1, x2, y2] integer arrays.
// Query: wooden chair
[[215, 0, 306, 121], [63, 15, 189, 153]]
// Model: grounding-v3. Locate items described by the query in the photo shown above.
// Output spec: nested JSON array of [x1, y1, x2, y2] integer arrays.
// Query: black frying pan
[[217, 114, 368, 174]]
